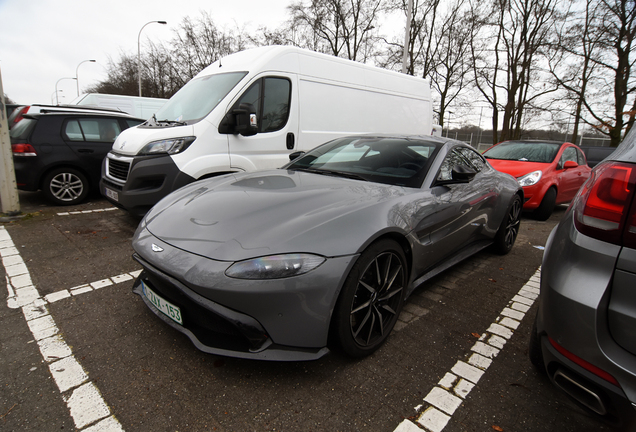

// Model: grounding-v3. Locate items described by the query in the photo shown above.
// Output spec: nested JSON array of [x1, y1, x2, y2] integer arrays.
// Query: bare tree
[[586, 0, 636, 145], [470, 0, 561, 144], [287, 0, 386, 61]]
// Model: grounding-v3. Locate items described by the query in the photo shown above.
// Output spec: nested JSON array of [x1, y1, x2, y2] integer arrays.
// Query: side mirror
[[563, 160, 578, 169], [233, 103, 258, 137], [289, 151, 305, 162], [451, 164, 477, 182]]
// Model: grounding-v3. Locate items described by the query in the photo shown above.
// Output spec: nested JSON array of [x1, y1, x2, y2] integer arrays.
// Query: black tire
[[492, 194, 522, 255], [534, 187, 556, 221], [332, 239, 407, 358], [529, 313, 545, 372], [42, 167, 89, 206]]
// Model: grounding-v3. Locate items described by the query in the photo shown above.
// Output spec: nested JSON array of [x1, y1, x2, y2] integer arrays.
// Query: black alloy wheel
[[493, 194, 522, 255], [333, 239, 406, 357]]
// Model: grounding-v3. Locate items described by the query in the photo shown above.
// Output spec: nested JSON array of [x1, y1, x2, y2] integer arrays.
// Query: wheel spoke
[[365, 312, 376, 345], [351, 299, 372, 315], [352, 307, 372, 338]]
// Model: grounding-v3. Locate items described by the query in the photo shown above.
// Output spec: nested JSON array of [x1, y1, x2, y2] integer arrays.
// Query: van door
[[226, 74, 299, 171]]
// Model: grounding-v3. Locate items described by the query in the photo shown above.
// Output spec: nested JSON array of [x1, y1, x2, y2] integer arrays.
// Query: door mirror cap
[[289, 151, 305, 161], [563, 160, 578, 169], [234, 103, 258, 137]]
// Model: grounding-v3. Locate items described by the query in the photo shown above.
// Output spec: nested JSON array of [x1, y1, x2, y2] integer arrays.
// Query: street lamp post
[[76, 60, 96, 97], [55, 77, 76, 105], [138, 20, 167, 97]]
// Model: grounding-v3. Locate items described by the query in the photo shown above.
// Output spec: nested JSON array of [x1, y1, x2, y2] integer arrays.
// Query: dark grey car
[[131, 135, 523, 360], [530, 128, 636, 429]]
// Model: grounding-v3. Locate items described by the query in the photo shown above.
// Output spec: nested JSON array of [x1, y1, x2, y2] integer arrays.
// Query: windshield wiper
[[293, 167, 367, 181], [157, 119, 187, 126]]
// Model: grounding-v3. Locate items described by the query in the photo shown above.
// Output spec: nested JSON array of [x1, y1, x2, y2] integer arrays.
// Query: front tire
[[492, 194, 522, 255], [42, 168, 89, 206], [332, 239, 407, 358], [534, 187, 556, 221]]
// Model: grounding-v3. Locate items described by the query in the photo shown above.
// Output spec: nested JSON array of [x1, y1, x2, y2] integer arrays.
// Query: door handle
[[286, 133, 295, 150]]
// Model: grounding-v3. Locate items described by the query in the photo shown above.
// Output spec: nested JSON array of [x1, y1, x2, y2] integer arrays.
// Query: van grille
[[108, 159, 130, 182]]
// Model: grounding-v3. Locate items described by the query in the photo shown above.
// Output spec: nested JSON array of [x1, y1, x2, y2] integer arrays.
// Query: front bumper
[[100, 153, 195, 218], [131, 227, 357, 361]]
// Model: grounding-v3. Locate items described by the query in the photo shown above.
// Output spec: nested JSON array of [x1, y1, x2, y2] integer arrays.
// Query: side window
[[236, 81, 261, 119], [65, 120, 84, 141], [576, 148, 587, 165], [230, 77, 291, 134], [559, 147, 578, 169], [64, 118, 122, 142], [457, 147, 486, 172], [126, 119, 144, 128], [261, 78, 291, 133], [437, 149, 466, 182]]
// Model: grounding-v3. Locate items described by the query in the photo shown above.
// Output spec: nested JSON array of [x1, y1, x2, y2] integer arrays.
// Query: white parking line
[[44, 270, 141, 304], [1, 226, 125, 431], [394, 269, 541, 432], [57, 207, 119, 216]]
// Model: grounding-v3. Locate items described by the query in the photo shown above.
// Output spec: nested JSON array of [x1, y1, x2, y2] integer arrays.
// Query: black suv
[[10, 111, 143, 205]]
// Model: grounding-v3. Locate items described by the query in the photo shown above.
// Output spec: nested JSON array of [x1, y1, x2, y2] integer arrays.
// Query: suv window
[[65, 118, 122, 142], [234, 77, 291, 133]]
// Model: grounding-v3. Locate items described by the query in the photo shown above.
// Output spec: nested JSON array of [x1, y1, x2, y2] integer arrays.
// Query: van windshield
[[150, 72, 247, 125]]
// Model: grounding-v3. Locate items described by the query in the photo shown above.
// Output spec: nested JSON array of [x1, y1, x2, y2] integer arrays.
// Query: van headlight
[[517, 170, 542, 187], [138, 136, 196, 155], [225, 254, 326, 279]]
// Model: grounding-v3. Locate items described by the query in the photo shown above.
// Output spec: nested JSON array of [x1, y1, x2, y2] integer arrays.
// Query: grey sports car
[[131, 135, 523, 361]]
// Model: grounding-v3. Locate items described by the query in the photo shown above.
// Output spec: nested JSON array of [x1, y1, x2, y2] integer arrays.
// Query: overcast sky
[[0, 0, 295, 105]]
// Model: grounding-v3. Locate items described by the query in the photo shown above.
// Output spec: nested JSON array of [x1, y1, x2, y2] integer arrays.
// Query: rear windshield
[[483, 141, 561, 163], [150, 72, 247, 124], [9, 118, 37, 140]]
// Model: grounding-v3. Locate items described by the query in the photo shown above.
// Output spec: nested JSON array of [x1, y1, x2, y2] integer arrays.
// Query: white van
[[71, 94, 167, 120], [100, 46, 435, 217]]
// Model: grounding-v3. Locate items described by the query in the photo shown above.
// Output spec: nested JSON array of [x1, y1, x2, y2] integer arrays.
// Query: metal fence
[[444, 131, 613, 150]]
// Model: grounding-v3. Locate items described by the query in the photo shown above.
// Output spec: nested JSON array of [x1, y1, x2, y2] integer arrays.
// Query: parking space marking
[[394, 268, 541, 432], [57, 207, 119, 216], [1, 226, 125, 431], [43, 270, 141, 304]]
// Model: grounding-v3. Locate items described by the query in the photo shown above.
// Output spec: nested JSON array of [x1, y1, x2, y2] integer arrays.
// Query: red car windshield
[[484, 142, 560, 163]]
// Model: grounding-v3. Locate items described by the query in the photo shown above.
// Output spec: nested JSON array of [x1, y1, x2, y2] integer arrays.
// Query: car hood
[[487, 159, 551, 178], [142, 170, 419, 261]]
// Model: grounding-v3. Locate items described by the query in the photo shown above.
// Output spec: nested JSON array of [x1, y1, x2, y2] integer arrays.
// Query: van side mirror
[[234, 103, 258, 137]]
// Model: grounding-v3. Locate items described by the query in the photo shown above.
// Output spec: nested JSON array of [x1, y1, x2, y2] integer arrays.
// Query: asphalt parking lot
[[1, 191, 613, 432]]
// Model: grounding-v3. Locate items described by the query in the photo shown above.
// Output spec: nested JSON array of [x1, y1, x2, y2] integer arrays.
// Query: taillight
[[11, 106, 29, 126], [573, 161, 636, 246], [12, 143, 37, 157]]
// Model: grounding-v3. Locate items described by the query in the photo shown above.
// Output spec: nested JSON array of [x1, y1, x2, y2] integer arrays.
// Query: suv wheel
[[43, 168, 89, 205]]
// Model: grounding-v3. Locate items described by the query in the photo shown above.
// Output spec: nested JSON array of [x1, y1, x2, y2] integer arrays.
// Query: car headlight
[[138, 136, 196, 155], [517, 170, 542, 187], [225, 254, 326, 279]]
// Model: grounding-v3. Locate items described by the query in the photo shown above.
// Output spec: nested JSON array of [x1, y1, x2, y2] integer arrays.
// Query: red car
[[483, 140, 591, 220]]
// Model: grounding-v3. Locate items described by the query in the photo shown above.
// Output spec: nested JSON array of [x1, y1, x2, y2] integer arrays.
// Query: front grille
[[108, 159, 131, 181]]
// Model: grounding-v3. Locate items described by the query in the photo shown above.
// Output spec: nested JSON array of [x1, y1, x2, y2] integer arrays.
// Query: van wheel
[[42, 168, 89, 206], [332, 239, 406, 358], [534, 187, 556, 221]]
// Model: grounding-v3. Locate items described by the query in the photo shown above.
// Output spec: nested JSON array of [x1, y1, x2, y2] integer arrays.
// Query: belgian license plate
[[104, 187, 118, 202], [142, 281, 183, 325]]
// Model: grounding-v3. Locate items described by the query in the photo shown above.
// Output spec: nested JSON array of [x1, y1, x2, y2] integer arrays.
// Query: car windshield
[[285, 137, 440, 188], [148, 72, 247, 125], [483, 141, 561, 163]]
